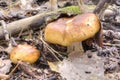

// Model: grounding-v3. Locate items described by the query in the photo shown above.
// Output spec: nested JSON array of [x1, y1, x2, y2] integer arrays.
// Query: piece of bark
[[0, 6, 82, 40], [93, 0, 112, 15]]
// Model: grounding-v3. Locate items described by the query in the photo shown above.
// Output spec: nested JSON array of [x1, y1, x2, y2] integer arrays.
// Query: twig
[[17, 27, 24, 38], [10, 37, 17, 47], [8, 62, 19, 77], [77, 0, 84, 12], [49, 0, 58, 11], [93, 0, 112, 17], [103, 43, 120, 47], [0, 6, 82, 40], [0, 20, 9, 40], [0, 63, 19, 80], [39, 31, 64, 62], [0, 46, 5, 52], [77, 0, 93, 13], [40, 36, 62, 62]]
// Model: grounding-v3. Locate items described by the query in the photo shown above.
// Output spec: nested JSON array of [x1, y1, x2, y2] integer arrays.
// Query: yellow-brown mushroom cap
[[45, 13, 100, 46], [10, 44, 40, 64]]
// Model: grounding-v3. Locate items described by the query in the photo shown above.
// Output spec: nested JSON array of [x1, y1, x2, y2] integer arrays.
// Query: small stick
[[8, 62, 20, 77], [49, 0, 58, 11], [10, 37, 17, 47], [77, 0, 92, 13], [103, 43, 120, 47], [0, 6, 82, 40], [0, 20, 9, 41], [40, 35, 62, 62], [39, 31, 64, 61], [93, 0, 112, 17]]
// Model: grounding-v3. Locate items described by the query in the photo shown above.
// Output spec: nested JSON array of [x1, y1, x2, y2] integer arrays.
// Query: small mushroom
[[10, 44, 40, 64], [44, 13, 101, 53]]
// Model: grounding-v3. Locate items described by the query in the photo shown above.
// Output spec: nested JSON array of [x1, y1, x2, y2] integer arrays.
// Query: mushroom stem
[[67, 42, 84, 53]]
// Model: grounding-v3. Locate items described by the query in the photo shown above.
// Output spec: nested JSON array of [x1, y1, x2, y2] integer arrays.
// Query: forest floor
[[0, 0, 120, 80]]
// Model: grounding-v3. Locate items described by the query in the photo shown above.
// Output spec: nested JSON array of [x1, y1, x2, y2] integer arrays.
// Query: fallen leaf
[[47, 61, 61, 73], [58, 51, 104, 80], [0, 58, 12, 74]]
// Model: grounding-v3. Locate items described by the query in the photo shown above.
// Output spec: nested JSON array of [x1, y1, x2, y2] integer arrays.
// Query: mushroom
[[10, 44, 40, 64], [44, 13, 101, 53]]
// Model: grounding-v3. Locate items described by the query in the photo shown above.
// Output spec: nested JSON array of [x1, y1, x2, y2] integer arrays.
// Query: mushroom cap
[[44, 13, 100, 46], [10, 44, 40, 64]]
